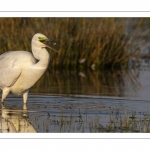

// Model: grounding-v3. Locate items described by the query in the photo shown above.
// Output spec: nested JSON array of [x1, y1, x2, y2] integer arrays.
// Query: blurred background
[[0, 18, 149, 97], [0, 18, 150, 69]]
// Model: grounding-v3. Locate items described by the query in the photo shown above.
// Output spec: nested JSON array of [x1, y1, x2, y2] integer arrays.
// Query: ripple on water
[[0, 94, 150, 133]]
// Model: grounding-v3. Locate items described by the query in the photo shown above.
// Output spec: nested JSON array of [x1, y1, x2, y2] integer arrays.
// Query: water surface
[[1, 59, 150, 133]]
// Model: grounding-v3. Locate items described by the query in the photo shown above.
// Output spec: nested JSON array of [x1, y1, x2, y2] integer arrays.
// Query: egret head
[[32, 33, 58, 52]]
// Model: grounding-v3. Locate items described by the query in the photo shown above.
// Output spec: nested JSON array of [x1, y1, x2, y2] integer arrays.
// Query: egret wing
[[0, 52, 21, 88], [0, 66, 21, 87], [0, 51, 17, 69]]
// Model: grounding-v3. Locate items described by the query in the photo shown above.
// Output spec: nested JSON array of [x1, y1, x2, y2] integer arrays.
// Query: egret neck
[[32, 41, 50, 70]]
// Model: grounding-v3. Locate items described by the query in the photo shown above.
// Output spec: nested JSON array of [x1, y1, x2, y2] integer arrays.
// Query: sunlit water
[[1, 59, 150, 133]]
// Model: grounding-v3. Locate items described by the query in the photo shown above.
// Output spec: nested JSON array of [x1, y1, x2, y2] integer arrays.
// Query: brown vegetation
[[0, 18, 148, 69]]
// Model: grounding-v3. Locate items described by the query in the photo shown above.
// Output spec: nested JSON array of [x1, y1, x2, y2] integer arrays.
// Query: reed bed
[[0, 18, 148, 69]]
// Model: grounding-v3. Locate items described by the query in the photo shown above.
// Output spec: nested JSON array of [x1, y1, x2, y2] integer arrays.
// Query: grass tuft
[[0, 18, 148, 69]]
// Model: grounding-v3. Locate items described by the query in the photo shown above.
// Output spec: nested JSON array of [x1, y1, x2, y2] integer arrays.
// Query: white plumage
[[0, 33, 58, 103]]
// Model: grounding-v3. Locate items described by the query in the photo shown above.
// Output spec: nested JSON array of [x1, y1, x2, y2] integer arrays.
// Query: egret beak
[[45, 39, 59, 53]]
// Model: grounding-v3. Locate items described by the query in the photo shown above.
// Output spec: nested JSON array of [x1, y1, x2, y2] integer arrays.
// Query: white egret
[[0, 33, 58, 103]]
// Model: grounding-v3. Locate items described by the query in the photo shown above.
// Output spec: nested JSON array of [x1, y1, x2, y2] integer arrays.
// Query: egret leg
[[23, 104, 27, 110], [23, 104, 27, 117], [1, 88, 10, 103], [23, 90, 29, 104]]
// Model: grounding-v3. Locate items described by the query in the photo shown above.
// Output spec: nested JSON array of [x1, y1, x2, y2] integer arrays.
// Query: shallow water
[[1, 59, 150, 133], [1, 95, 150, 133]]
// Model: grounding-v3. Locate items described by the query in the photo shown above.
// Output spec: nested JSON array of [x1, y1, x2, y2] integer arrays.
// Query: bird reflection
[[0, 103, 36, 133]]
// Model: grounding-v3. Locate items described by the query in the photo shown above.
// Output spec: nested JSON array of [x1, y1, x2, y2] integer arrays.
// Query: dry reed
[[0, 18, 148, 69]]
